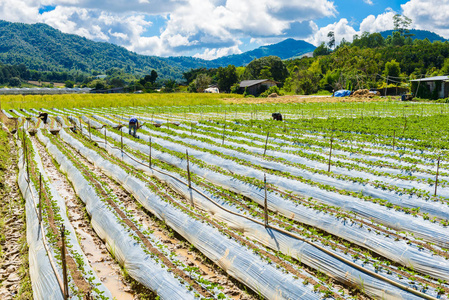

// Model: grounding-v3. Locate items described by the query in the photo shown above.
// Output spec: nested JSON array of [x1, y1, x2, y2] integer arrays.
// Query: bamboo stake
[[61, 225, 69, 300], [264, 174, 268, 227], [263, 132, 269, 157], [222, 124, 226, 145], [186, 150, 192, 189], [435, 156, 441, 196], [186, 150, 193, 207], [392, 130, 396, 151], [149, 137, 152, 169], [328, 132, 334, 172], [120, 129, 123, 159], [39, 174, 42, 224]]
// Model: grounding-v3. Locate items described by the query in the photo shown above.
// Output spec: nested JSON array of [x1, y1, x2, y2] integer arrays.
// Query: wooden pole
[[39, 174, 42, 224], [435, 156, 441, 196], [79, 116, 82, 134], [222, 124, 226, 145], [186, 150, 191, 189], [328, 132, 334, 172], [61, 225, 69, 300], [120, 129, 123, 159], [264, 174, 268, 227], [263, 132, 269, 157], [392, 130, 396, 151], [149, 137, 152, 169]]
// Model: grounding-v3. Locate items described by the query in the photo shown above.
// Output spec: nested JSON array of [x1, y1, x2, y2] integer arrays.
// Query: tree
[[144, 70, 158, 84], [64, 80, 74, 88], [313, 42, 331, 57], [194, 73, 211, 93], [327, 31, 335, 50], [243, 56, 288, 83], [217, 65, 238, 93], [384, 59, 401, 80], [393, 14, 413, 38], [8, 77, 21, 87]]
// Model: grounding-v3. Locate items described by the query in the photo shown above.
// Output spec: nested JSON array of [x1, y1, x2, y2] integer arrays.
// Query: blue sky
[[0, 0, 446, 59]]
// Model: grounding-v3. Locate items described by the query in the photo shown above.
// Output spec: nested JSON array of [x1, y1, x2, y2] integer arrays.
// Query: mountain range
[[0, 20, 447, 81], [0, 20, 317, 80]]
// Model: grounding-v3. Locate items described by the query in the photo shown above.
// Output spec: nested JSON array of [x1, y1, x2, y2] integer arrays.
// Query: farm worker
[[129, 117, 139, 137], [38, 112, 48, 124]]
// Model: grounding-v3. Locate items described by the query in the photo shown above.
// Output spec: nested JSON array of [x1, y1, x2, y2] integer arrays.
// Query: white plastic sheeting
[[93, 129, 442, 299], [122, 128, 449, 249], [10, 109, 25, 118], [2, 109, 13, 118], [29, 137, 112, 299], [17, 141, 65, 300], [61, 129, 324, 300], [142, 127, 449, 220], [103, 128, 449, 282], [37, 130, 198, 300], [193, 122, 449, 181]]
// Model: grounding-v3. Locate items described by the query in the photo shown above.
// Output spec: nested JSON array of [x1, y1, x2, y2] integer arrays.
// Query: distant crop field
[[0, 93, 244, 110]]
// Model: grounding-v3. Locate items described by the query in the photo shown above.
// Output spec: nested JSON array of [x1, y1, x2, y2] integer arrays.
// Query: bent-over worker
[[129, 117, 139, 137], [38, 112, 48, 124]]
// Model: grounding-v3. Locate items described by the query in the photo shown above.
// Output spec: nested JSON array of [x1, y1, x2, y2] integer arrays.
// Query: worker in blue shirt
[[129, 117, 139, 137]]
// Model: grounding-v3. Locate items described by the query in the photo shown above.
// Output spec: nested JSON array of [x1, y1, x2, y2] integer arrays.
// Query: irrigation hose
[[84, 123, 439, 300]]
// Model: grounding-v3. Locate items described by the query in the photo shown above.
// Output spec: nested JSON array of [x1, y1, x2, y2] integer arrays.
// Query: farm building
[[239, 79, 278, 95], [410, 76, 449, 98]]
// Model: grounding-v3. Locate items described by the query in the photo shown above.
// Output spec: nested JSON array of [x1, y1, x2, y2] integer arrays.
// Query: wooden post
[[120, 129, 123, 159], [435, 156, 441, 196], [264, 174, 268, 227], [39, 174, 42, 224], [61, 225, 69, 300], [263, 132, 269, 157], [24, 136, 29, 181], [79, 116, 82, 134], [392, 130, 396, 151], [222, 124, 226, 145], [186, 150, 192, 189], [149, 137, 152, 169], [328, 132, 334, 172]]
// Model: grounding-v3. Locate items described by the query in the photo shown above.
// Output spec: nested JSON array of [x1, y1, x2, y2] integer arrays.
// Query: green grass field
[[0, 93, 243, 110]]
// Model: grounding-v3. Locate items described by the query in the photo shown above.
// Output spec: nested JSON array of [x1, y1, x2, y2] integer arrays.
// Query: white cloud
[[0, 0, 337, 57], [359, 11, 396, 33], [363, 0, 374, 5], [193, 45, 242, 60], [307, 18, 357, 46], [402, 0, 449, 38]]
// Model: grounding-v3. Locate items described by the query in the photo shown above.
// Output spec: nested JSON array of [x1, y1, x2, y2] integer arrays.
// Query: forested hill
[[211, 39, 316, 66], [380, 29, 447, 42], [0, 20, 211, 79], [0, 20, 317, 80]]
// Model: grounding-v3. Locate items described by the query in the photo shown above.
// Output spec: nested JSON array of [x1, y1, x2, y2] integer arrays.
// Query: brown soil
[[0, 134, 29, 300], [67, 131, 258, 300], [33, 135, 136, 300]]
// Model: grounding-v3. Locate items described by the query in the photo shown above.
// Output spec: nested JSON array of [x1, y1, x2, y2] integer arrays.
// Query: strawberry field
[[1, 100, 449, 300]]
